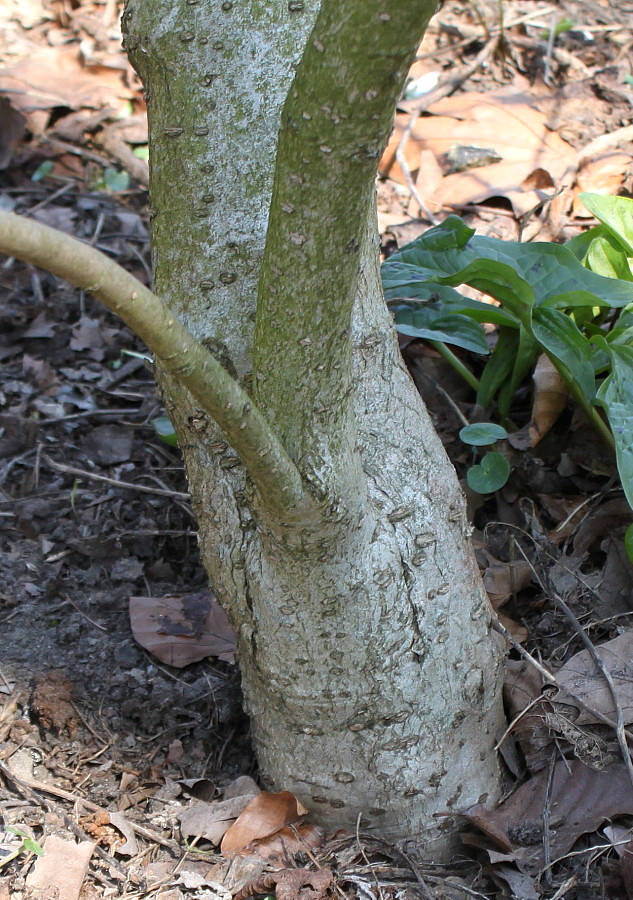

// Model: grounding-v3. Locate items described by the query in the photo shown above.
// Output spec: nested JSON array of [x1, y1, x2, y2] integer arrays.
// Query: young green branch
[[0, 210, 306, 514], [254, 0, 438, 464]]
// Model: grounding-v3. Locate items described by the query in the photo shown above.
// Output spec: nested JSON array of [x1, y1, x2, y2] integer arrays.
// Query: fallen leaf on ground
[[555, 631, 633, 725], [573, 498, 632, 554], [221, 791, 307, 854], [503, 660, 553, 773], [0, 46, 134, 118], [380, 90, 576, 215], [573, 151, 633, 217], [130, 591, 236, 666], [178, 794, 259, 845], [232, 824, 325, 861], [107, 812, 138, 856], [464, 760, 633, 873], [484, 560, 533, 607], [25, 834, 95, 900], [233, 867, 333, 900], [0, 96, 25, 168]]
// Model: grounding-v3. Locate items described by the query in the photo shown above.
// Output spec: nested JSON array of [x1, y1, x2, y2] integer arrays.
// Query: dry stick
[[491, 616, 633, 742], [511, 538, 633, 790], [43, 455, 191, 500], [0, 760, 179, 854], [0, 210, 307, 516], [394, 32, 500, 223], [541, 751, 557, 888], [0, 759, 130, 877]]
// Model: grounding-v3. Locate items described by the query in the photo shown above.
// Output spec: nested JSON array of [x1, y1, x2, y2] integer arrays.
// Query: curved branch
[[0, 210, 306, 515]]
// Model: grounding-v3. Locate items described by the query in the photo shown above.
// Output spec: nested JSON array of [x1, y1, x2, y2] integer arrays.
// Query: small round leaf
[[467, 451, 510, 494], [460, 423, 508, 447]]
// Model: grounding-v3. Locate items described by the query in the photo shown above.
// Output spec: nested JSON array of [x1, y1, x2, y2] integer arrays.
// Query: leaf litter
[[1, 0, 633, 898]]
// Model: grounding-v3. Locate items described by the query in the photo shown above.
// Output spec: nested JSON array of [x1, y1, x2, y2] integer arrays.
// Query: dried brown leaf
[[232, 824, 325, 861], [555, 631, 633, 726], [484, 560, 533, 608], [508, 355, 568, 450], [130, 591, 236, 667], [380, 91, 575, 215], [0, 46, 134, 116], [503, 660, 552, 773], [465, 760, 633, 873], [221, 791, 307, 854], [178, 794, 258, 844], [25, 834, 95, 900]]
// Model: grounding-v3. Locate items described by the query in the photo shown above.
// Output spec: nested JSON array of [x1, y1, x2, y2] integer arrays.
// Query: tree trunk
[[122, 0, 506, 856]]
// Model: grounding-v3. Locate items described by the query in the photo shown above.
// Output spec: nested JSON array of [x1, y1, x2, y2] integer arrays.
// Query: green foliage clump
[[382, 194, 633, 548]]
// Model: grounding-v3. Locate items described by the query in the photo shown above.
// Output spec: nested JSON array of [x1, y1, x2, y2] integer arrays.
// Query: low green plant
[[0, 826, 44, 870], [459, 423, 510, 493], [381, 193, 633, 536]]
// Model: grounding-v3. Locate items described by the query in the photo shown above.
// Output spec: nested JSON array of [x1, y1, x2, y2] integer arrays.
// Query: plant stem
[[0, 210, 308, 515], [430, 341, 481, 392], [548, 353, 615, 450], [254, 0, 438, 467]]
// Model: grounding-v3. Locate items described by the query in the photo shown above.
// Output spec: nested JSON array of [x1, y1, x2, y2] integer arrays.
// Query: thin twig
[[512, 539, 633, 790], [0, 760, 130, 877], [0, 761, 179, 853], [43, 455, 191, 500], [541, 751, 557, 887], [490, 616, 633, 741]]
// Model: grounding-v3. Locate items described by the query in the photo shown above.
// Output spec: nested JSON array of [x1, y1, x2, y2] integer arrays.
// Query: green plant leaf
[[31, 160, 54, 182], [579, 193, 633, 256], [587, 233, 633, 281], [596, 344, 633, 510], [460, 423, 508, 446], [532, 307, 596, 402], [565, 225, 606, 263], [476, 328, 518, 409], [104, 168, 130, 193], [385, 284, 518, 327], [467, 452, 511, 494], [152, 416, 179, 446], [394, 306, 488, 354], [504, 328, 542, 418]]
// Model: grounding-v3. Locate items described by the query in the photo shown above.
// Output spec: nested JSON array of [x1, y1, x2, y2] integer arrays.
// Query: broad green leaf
[[467, 452, 511, 493], [596, 344, 633, 510], [382, 260, 445, 293], [587, 233, 633, 282], [532, 307, 596, 402], [385, 284, 518, 328], [460, 423, 508, 446], [438, 258, 534, 326], [394, 307, 488, 354], [565, 225, 606, 263], [386, 221, 633, 313], [579, 193, 633, 256]]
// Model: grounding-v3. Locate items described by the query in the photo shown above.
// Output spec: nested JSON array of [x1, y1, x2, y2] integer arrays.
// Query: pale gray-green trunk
[[124, 0, 505, 856]]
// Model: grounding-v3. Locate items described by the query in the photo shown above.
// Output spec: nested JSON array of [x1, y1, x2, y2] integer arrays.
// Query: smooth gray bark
[[122, 0, 506, 856]]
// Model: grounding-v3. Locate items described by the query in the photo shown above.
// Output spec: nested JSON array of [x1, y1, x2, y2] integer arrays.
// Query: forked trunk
[[123, 0, 505, 856]]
